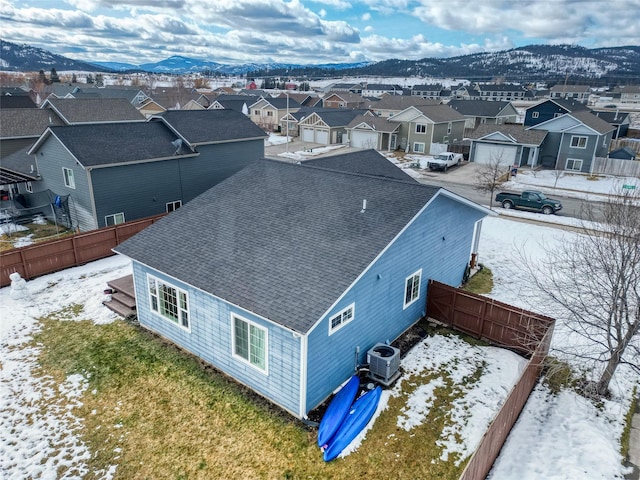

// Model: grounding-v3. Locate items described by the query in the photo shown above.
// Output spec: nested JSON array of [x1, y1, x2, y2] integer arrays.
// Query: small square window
[[415, 124, 426, 133], [570, 136, 587, 148], [166, 200, 182, 213], [532, 112, 539, 119], [329, 304, 355, 334], [413, 142, 425, 153]]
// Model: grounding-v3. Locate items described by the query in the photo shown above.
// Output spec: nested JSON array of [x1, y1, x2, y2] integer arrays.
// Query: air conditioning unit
[[366, 343, 401, 386]]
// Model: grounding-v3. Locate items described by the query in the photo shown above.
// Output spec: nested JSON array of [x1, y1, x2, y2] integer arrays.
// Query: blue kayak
[[317, 375, 360, 447], [323, 386, 382, 462]]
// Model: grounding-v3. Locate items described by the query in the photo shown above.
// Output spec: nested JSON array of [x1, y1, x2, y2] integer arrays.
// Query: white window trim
[[413, 142, 425, 153], [105, 212, 125, 226], [532, 111, 539, 119], [565, 158, 583, 172], [231, 313, 268, 374], [63, 167, 75, 189], [447, 122, 452, 134], [415, 123, 426, 134], [328, 303, 355, 335], [166, 200, 182, 213], [570, 135, 588, 149], [25, 181, 33, 193], [147, 274, 190, 332], [403, 269, 422, 309]]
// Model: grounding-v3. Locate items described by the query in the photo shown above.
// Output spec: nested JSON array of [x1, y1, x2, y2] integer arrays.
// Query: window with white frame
[[532, 111, 539, 119], [166, 200, 182, 213], [253, 110, 261, 116], [565, 158, 583, 171], [415, 123, 426, 133], [404, 269, 421, 308], [63, 167, 75, 189], [148, 275, 189, 329], [570, 135, 587, 148], [413, 142, 425, 153], [232, 314, 267, 372], [25, 181, 33, 193], [447, 122, 452, 134], [267, 111, 273, 117], [105, 213, 125, 226], [329, 304, 354, 334]]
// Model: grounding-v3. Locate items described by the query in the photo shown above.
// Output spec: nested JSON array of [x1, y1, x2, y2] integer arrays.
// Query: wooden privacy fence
[[426, 280, 555, 480], [0, 214, 166, 287], [592, 156, 640, 177]]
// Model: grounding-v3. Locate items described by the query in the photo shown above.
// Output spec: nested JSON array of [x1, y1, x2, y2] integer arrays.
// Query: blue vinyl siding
[[34, 136, 97, 231], [131, 262, 302, 417], [305, 194, 485, 412]]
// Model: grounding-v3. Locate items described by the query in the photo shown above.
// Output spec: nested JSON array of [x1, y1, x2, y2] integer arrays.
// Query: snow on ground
[[0, 255, 131, 480], [1, 169, 638, 478], [503, 169, 640, 203]]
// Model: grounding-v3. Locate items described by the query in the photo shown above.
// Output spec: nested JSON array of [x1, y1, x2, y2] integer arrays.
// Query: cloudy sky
[[1, 0, 639, 66]]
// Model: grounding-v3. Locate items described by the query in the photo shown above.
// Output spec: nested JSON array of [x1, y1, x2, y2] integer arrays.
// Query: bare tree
[[474, 152, 508, 210], [551, 168, 565, 189], [518, 188, 640, 397]]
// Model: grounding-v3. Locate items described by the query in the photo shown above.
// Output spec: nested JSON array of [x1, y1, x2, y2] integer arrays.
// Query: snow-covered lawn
[[1, 168, 637, 478]]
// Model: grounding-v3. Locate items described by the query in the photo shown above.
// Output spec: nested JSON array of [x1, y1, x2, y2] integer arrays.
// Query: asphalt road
[[413, 165, 609, 223]]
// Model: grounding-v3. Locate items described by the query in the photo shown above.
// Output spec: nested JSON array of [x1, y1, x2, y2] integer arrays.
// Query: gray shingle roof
[[448, 100, 513, 117], [43, 97, 146, 124], [367, 95, 441, 110], [114, 159, 442, 333], [314, 109, 367, 127], [0, 108, 65, 139], [0, 145, 39, 183], [157, 109, 267, 145], [303, 149, 418, 182], [468, 124, 548, 145], [570, 110, 616, 135], [41, 122, 190, 167], [413, 104, 467, 123], [347, 114, 400, 132]]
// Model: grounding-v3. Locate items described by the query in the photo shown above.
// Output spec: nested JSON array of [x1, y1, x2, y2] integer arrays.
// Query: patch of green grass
[[621, 386, 638, 459], [542, 357, 577, 394], [0, 220, 74, 251], [29, 308, 492, 480], [462, 265, 493, 294]]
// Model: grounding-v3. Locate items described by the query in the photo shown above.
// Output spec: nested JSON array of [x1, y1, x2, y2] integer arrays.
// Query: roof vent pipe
[[361, 199, 367, 213]]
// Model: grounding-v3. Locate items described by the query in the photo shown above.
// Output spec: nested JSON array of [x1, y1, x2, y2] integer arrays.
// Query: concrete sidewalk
[[626, 398, 640, 479]]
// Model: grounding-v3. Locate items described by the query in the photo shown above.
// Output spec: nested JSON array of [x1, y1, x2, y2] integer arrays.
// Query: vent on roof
[[367, 343, 400, 386]]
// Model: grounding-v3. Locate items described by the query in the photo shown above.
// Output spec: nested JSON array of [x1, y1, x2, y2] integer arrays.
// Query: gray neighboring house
[[388, 105, 467, 154], [209, 94, 254, 113], [346, 114, 401, 150], [448, 100, 519, 134], [467, 124, 548, 168], [27, 109, 267, 231], [529, 110, 615, 172], [297, 109, 366, 144]]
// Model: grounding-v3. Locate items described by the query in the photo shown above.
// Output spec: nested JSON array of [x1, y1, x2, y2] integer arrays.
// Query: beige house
[[322, 92, 367, 109], [248, 97, 301, 132]]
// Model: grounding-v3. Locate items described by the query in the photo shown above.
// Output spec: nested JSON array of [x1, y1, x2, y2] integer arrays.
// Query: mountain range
[[1, 39, 639, 84]]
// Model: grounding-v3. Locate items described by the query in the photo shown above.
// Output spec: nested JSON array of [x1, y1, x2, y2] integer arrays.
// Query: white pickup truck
[[427, 152, 463, 171]]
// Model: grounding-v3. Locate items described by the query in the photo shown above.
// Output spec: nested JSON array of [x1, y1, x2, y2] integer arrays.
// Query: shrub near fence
[[0, 214, 166, 288], [426, 280, 555, 480]]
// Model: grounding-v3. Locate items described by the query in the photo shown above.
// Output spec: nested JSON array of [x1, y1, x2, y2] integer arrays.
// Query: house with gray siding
[[113, 156, 492, 419], [27, 110, 267, 231], [389, 105, 467, 154], [528, 110, 615, 172]]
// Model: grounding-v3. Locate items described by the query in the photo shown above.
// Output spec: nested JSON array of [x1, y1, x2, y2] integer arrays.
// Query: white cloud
[[361, 12, 371, 21]]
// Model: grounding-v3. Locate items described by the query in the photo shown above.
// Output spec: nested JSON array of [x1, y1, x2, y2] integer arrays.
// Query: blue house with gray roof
[[113, 156, 492, 419], [27, 109, 266, 231]]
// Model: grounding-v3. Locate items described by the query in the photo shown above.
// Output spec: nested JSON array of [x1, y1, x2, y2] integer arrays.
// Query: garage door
[[315, 129, 329, 145], [473, 143, 517, 166], [301, 127, 314, 142], [351, 130, 378, 149]]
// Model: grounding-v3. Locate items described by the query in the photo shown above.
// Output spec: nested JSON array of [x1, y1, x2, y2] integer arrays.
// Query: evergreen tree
[[95, 73, 104, 87], [71, 73, 77, 83], [50, 68, 60, 83]]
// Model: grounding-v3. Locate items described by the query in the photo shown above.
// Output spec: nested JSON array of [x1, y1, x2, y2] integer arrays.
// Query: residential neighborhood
[[1, 66, 639, 480]]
